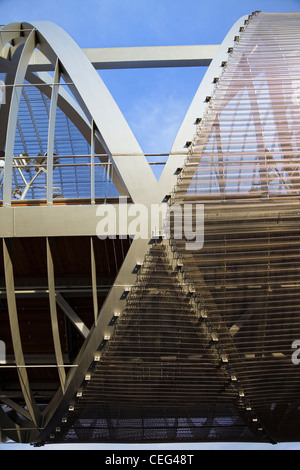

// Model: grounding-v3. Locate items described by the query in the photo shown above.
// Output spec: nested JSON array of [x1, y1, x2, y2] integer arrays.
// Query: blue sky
[[1, 0, 300, 451]]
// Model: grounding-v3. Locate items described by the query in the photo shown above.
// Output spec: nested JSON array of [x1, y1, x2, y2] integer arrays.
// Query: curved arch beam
[[3, 29, 36, 206], [25, 21, 157, 204], [0, 24, 28, 162], [46, 58, 60, 204]]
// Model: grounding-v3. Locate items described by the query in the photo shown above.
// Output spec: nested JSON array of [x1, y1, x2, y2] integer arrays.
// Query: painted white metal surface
[[28, 44, 220, 71]]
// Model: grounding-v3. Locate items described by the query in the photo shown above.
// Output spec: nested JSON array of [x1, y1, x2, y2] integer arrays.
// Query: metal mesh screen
[[50, 12, 300, 445], [56, 245, 257, 443], [170, 12, 300, 443]]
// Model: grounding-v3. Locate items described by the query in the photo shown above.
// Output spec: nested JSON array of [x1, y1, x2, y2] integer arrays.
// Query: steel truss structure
[[1, 11, 300, 445]]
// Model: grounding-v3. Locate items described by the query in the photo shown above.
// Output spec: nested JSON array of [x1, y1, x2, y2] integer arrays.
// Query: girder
[[27, 45, 220, 71]]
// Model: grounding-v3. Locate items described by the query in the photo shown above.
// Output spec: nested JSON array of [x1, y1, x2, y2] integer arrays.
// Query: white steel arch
[[159, 15, 248, 198], [1, 21, 157, 206]]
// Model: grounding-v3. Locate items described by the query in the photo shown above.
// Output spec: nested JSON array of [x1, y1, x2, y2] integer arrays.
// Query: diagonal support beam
[[26, 21, 158, 204], [0, 397, 31, 421], [46, 238, 66, 392], [46, 58, 60, 205], [56, 292, 90, 339]]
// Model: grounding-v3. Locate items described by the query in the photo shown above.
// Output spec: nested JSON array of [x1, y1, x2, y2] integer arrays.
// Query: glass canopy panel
[[0, 78, 120, 203]]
